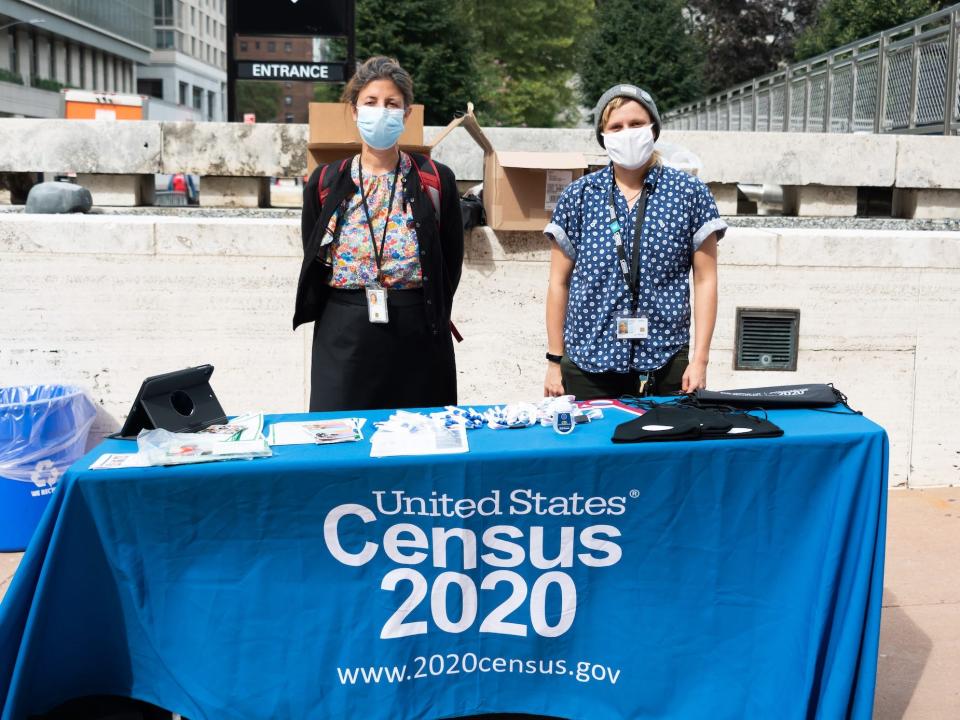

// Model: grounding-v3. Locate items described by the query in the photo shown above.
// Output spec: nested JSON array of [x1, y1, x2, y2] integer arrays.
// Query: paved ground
[[2, 486, 958, 719]]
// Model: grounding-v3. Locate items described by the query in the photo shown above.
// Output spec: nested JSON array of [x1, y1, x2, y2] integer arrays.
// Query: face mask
[[356, 105, 406, 150], [602, 125, 655, 170]]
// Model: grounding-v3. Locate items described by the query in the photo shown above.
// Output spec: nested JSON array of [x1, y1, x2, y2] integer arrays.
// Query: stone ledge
[[0, 214, 156, 254], [0, 119, 161, 174]]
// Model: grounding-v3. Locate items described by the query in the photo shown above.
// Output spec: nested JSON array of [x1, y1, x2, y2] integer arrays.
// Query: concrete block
[[782, 185, 858, 217], [896, 135, 960, 189], [776, 229, 960, 269], [199, 176, 270, 208], [659, 131, 898, 187], [75, 174, 155, 207], [454, 260, 552, 405], [894, 189, 960, 220], [0, 213, 155, 254], [466, 227, 551, 266], [717, 227, 778, 266], [162, 122, 308, 177], [155, 217, 300, 257], [708, 183, 738, 215], [0, 119, 161, 173], [0, 252, 306, 425], [715, 265, 920, 352], [911, 270, 960, 488]]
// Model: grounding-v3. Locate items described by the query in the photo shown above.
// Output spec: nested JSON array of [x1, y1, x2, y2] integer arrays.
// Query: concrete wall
[[2, 121, 960, 215], [1, 213, 957, 488]]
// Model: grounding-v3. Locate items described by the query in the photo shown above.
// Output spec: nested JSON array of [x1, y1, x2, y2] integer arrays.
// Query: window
[[285, 113, 295, 123], [193, 86, 202, 110], [179, 80, 188, 105], [190, 7, 195, 25], [78, 46, 85, 86], [284, 42, 292, 53], [137, 78, 163, 99], [255, 41, 260, 50], [267, 41, 276, 52], [284, 82, 291, 89], [284, 95, 292, 105], [239, 41, 248, 52], [155, 0, 174, 25], [29, 31, 37, 81], [191, 37, 195, 55], [155, 29, 175, 49], [65, 44, 72, 85], [207, 90, 215, 120], [8, 28, 17, 74], [206, 17, 210, 35], [49, 37, 55, 80]]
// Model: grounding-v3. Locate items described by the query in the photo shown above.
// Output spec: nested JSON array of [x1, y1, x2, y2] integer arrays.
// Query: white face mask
[[603, 125, 655, 170]]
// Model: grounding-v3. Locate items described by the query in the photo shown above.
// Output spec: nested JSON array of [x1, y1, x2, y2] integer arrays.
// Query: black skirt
[[309, 288, 457, 412]]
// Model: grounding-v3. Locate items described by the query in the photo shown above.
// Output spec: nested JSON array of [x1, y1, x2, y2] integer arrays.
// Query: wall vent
[[734, 308, 800, 371]]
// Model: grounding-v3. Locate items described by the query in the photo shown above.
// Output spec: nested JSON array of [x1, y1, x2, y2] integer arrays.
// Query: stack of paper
[[267, 418, 365, 446], [369, 411, 469, 458]]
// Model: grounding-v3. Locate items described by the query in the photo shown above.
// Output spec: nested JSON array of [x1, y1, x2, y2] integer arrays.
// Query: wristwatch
[[545, 352, 563, 364]]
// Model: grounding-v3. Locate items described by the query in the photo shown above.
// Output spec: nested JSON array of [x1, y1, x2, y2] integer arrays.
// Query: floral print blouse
[[327, 152, 423, 289]]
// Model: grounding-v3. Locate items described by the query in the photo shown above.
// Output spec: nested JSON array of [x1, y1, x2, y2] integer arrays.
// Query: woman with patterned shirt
[[543, 84, 726, 400], [293, 57, 463, 411]]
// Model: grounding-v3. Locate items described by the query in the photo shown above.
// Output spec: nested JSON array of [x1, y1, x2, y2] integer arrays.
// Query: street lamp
[[0, 18, 46, 32]]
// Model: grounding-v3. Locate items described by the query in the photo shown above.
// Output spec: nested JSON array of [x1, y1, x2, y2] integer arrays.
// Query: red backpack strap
[[317, 157, 352, 208], [410, 152, 442, 219]]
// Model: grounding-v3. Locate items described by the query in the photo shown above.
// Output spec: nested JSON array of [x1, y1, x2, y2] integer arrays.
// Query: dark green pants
[[561, 346, 689, 401]]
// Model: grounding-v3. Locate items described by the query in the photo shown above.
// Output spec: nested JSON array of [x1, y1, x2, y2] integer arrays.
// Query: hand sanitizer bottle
[[553, 399, 575, 435]]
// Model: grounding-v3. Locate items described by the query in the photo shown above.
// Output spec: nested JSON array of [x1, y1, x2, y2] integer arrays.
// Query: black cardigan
[[292, 155, 464, 336]]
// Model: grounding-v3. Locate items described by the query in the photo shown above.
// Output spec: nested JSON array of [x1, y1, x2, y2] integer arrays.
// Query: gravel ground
[[3, 203, 960, 231]]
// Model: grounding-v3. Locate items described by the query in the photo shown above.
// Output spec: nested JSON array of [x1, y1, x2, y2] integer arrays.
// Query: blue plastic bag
[[0, 385, 96, 551]]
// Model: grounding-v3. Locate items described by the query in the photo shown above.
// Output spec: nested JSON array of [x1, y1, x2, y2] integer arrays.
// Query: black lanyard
[[358, 156, 402, 284], [607, 176, 649, 308]]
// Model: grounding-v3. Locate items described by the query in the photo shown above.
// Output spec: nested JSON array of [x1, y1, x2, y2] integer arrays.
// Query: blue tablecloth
[[0, 406, 887, 720]]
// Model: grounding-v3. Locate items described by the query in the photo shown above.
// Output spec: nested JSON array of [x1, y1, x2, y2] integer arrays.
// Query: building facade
[[235, 35, 320, 124], [0, 0, 152, 118], [137, 0, 227, 122]]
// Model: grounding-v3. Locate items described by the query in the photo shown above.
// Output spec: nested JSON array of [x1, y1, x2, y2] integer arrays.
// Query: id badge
[[616, 315, 648, 339], [366, 285, 389, 324]]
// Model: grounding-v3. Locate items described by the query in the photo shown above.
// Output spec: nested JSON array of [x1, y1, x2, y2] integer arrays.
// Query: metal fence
[[664, 3, 960, 135]]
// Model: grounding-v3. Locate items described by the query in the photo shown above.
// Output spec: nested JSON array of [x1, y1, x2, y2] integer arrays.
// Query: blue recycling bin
[[0, 385, 97, 552]]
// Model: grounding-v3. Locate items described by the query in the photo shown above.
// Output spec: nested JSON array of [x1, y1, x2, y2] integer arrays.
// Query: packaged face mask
[[603, 125, 655, 170]]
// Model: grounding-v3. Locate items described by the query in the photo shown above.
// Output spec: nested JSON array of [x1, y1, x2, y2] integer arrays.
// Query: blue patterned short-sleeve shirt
[[545, 163, 727, 374]]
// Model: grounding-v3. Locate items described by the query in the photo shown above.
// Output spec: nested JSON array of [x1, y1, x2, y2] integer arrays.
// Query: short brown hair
[[341, 56, 414, 108]]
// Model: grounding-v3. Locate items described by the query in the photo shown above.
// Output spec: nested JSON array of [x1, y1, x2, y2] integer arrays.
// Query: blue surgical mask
[[356, 105, 406, 150]]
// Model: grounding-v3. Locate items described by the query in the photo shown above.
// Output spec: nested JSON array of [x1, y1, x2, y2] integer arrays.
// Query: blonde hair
[[600, 96, 662, 165]]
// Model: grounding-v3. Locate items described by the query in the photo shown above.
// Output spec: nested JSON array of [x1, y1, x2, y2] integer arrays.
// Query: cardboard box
[[428, 110, 588, 231], [308, 103, 588, 232], [307, 103, 429, 173]]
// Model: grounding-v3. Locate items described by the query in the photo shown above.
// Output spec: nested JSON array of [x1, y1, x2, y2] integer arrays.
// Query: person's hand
[[544, 362, 564, 397], [681, 360, 708, 393]]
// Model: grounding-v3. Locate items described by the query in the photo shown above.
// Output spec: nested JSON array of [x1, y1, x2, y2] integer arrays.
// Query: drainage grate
[[735, 308, 800, 371]]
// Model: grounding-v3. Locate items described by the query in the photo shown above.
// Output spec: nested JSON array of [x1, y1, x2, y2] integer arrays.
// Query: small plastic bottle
[[553, 399, 575, 435]]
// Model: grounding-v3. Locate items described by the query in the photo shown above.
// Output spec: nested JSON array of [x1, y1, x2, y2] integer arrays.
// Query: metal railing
[[664, 3, 960, 135]]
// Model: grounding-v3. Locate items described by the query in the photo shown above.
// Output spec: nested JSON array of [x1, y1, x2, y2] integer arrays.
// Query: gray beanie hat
[[593, 84, 661, 147]]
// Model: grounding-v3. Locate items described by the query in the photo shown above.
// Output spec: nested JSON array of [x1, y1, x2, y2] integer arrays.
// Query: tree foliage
[[355, 0, 481, 125], [578, 0, 704, 114], [464, 0, 594, 127], [794, 0, 941, 60], [235, 80, 282, 123], [688, 0, 819, 94]]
